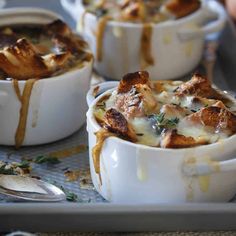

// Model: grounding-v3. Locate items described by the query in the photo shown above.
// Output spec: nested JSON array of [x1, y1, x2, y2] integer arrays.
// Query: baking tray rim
[[2, 202, 236, 214]]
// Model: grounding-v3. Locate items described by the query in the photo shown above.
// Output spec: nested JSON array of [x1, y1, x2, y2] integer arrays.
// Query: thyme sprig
[[149, 113, 179, 135]]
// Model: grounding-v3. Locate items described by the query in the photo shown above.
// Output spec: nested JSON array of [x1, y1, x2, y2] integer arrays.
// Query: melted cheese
[[131, 118, 160, 146], [95, 79, 236, 148], [177, 119, 228, 144]]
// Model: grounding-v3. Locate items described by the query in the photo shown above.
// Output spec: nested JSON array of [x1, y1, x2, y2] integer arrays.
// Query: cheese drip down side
[[140, 23, 154, 69], [96, 16, 112, 61], [13, 79, 37, 149], [92, 129, 117, 184]]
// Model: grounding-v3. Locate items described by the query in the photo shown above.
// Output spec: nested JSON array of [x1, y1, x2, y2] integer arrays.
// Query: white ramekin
[[86, 82, 236, 203], [61, 0, 226, 80], [0, 8, 93, 146]]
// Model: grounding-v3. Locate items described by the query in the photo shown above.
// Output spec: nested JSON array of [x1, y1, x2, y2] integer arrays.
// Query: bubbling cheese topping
[[94, 72, 236, 149]]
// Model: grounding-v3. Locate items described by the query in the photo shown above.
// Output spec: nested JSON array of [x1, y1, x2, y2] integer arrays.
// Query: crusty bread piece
[[161, 129, 207, 148], [120, 1, 146, 21], [165, 0, 201, 18], [44, 19, 72, 37], [0, 38, 50, 80], [186, 106, 236, 134], [42, 52, 71, 71], [0, 38, 71, 80], [115, 83, 158, 118], [134, 83, 158, 115], [176, 74, 213, 98], [118, 71, 150, 93], [53, 34, 89, 55], [104, 108, 137, 142], [160, 104, 189, 119]]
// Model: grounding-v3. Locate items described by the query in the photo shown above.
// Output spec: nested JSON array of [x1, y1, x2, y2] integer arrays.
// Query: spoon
[[0, 175, 66, 202]]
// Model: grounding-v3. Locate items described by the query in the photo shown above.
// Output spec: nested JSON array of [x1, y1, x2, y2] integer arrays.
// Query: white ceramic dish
[[61, 0, 226, 80], [0, 8, 93, 146], [86, 82, 236, 203]]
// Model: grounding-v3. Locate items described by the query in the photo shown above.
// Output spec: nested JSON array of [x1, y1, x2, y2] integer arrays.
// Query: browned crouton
[[0, 38, 50, 80], [115, 83, 158, 118], [160, 129, 207, 148], [120, 1, 146, 21], [160, 104, 189, 119], [117, 71, 150, 94], [104, 108, 137, 141], [44, 19, 72, 37], [0, 38, 71, 80], [176, 74, 213, 98], [186, 106, 236, 134], [134, 84, 158, 115], [165, 0, 201, 18]]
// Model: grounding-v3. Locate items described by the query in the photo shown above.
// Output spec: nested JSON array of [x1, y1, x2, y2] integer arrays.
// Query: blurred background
[[1, 0, 236, 91]]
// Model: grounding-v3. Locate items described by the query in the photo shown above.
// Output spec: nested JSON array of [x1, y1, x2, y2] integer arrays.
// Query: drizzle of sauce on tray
[[48, 145, 88, 159]]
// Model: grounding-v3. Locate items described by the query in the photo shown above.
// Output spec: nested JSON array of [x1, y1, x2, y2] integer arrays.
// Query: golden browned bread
[[176, 74, 213, 98], [165, 0, 201, 18], [186, 106, 236, 134], [120, 1, 146, 21], [0, 38, 50, 80], [104, 108, 137, 141], [117, 71, 150, 93], [161, 129, 207, 148], [160, 104, 190, 119], [0, 38, 71, 80], [44, 19, 72, 37]]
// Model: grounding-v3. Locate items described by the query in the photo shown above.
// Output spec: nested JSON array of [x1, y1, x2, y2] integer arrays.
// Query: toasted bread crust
[[0, 38, 50, 80], [160, 104, 189, 119], [161, 129, 207, 148], [45, 19, 72, 37], [176, 74, 213, 98], [165, 0, 201, 18], [0, 38, 73, 80], [118, 71, 150, 93], [186, 106, 236, 133], [104, 108, 137, 141], [120, 1, 146, 21]]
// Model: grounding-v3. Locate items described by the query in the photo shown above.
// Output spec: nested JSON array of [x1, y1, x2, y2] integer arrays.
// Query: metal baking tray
[[1, 0, 236, 232], [1, 124, 236, 233]]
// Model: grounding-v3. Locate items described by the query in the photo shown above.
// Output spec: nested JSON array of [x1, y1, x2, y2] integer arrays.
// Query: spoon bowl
[[0, 175, 66, 202]]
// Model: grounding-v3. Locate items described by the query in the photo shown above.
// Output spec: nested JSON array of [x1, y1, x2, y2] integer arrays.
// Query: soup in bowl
[[87, 71, 236, 203], [0, 8, 93, 147]]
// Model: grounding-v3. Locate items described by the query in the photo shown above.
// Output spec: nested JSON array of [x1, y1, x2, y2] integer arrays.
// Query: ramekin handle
[[182, 158, 236, 177], [178, 1, 226, 40], [0, 91, 8, 107], [86, 81, 119, 107]]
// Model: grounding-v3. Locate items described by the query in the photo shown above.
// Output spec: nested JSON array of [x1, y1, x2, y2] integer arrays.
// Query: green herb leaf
[[34, 156, 61, 165], [0, 164, 15, 175], [155, 112, 165, 123], [165, 117, 179, 128], [149, 113, 179, 135], [17, 160, 30, 169], [60, 186, 78, 202]]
